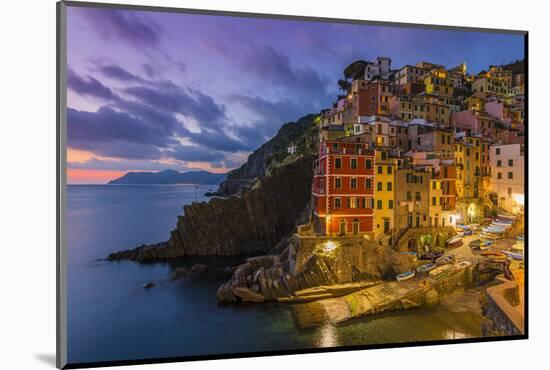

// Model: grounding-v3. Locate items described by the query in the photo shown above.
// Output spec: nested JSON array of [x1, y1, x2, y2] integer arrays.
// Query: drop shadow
[[34, 353, 56, 367]]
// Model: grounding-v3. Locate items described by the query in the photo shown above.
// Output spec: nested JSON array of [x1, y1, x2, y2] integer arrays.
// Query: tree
[[337, 79, 351, 92]]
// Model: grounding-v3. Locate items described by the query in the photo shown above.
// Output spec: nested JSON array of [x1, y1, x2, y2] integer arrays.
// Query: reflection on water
[[317, 324, 339, 348], [67, 185, 484, 365]]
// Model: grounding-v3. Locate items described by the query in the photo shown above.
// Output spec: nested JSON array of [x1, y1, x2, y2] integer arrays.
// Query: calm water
[[67, 185, 482, 364]]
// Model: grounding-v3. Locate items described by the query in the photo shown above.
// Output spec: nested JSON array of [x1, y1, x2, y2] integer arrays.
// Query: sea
[[67, 184, 483, 364]]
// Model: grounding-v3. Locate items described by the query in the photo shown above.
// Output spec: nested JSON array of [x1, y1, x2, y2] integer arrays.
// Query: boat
[[478, 243, 491, 251], [469, 239, 482, 249], [396, 271, 415, 281], [510, 242, 524, 252], [498, 213, 517, 220], [456, 261, 473, 270], [445, 235, 463, 246], [480, 251, 506, 258], [429, 264, 453, 280], [502, 251, 524, 261], [517, 235, 525, 241], [419, 251, 444, 261], [416, 263, 436, 274], [435, 254, 455, 265]]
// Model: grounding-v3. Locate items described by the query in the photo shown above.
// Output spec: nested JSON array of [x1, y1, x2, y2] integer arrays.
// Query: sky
[[66, 5, 525, 184]]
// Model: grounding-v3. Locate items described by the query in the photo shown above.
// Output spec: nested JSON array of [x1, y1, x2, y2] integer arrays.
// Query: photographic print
[[57, 1, 527, 368]]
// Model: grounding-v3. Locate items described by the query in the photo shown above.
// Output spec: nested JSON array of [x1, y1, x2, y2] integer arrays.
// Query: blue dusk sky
[[65, 5, 525, 184]]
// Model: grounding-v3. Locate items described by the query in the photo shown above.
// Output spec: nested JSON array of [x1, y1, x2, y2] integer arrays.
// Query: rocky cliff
[[216, 114, 317, 195], [108, 153, 316, 261]]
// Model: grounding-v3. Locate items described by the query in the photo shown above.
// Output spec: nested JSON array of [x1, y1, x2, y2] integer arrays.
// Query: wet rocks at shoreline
[[171, 264, 208, 281]]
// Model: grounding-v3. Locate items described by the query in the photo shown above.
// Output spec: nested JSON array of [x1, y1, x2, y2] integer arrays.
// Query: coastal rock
[[171, 264, 207, 281], [189, 264, 207, 278], [232, 287, 265, 303], [144, 282, 155, 289], [171, 267, 189, 281]]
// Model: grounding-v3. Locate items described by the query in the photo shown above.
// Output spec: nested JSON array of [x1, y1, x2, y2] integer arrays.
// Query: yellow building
[[423, 69, 454, 97], [472, 76, 509, 97], [374, 149, 399, 246], [453, 135, 491, 201]]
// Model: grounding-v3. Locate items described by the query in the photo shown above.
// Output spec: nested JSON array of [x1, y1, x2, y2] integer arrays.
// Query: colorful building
[[312, 140, 376, 238], [488, 143, 525, 213]]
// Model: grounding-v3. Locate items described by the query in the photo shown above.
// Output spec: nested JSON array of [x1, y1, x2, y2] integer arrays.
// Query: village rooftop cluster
[[309, 57, 525, 247]]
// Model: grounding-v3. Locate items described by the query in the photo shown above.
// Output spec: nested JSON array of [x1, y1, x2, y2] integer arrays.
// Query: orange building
[[312, 140, 375, 238]]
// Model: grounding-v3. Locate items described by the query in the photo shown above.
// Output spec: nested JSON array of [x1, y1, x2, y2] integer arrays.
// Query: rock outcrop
[[216, 235, 417, 303], [108, 154, 315, 261]]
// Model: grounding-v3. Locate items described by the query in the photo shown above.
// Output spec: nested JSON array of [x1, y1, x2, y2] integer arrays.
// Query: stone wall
[[482, 278, 525, 336], [395, 226, 457, 252]]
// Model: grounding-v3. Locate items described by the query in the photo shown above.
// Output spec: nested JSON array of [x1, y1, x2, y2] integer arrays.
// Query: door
[[339, 220, 347, 235], [383, 219, 390, 234], [352, 219, 359, 235]]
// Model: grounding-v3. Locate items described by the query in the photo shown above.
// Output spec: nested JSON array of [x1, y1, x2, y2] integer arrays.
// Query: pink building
[[485, 100, 511, 125], [451, 110, 496, 138]]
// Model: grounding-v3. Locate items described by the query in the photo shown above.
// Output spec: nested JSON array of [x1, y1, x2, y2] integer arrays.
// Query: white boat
[[456, 261, 473, 270], [502, 251, 524, 261], [498, 213, 517, 220], [435, 254, 455, 265], [396, 271, 415, 281], [445, 235, 463, 246], [416, 263, 436, 274]]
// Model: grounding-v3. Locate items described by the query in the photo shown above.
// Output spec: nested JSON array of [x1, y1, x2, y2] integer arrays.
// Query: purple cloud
[[67, 68, 116, 101], [78, 8, 162, 49]]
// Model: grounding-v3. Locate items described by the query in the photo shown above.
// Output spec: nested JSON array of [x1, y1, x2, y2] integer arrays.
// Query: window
[[406, 191, 412, 201], [319, 179, 325, 193], [387, 182, 392, 191], [381, 151, 388, 160], [497, 160, 501, 167], [508, 172, 513, 179], [387, 166, 393, 174], [334, 197, 341, 208], [361, 198, 366, 209], [377, 166, 383, 174], [496, 148, 501, 155], [377, 182, 383, 191], [335, 158, 342, 169], [509, 159, 513, 166], [432, 197, 436, 206], [365, 159, 372, 169], [415, 192, 421, 201], [350, 197, 358, 209], [335, 177, 341, 189], [388, 200, 394, 209], [377, 200, 383, 209], [350, 177, 357, 189], [365, 178, 372, 189], [351, 158, 357, 169], [497, 172, 502, 179], [508, 188, 512, 196]]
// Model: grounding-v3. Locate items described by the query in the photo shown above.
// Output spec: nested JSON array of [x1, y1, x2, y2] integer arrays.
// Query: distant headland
[[108, 169, 226, 185]]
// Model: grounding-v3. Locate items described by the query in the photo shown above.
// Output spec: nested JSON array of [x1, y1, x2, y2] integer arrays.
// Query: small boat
[[498, 213, 517, 220], [419, 251, 444, 261], [396, 271, 415, 281], [445, 235, 463, 246], [480, 251, 506, 258], [478, 243, 491, 251], [435, 254, 455, 265], [456, 261, 473, 270], [429, 264, 453, 280], [469, 239, 482, 249], [416, 263, 436, 274], [511, 242, 524, 252], [502, 251, 524, 261]]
